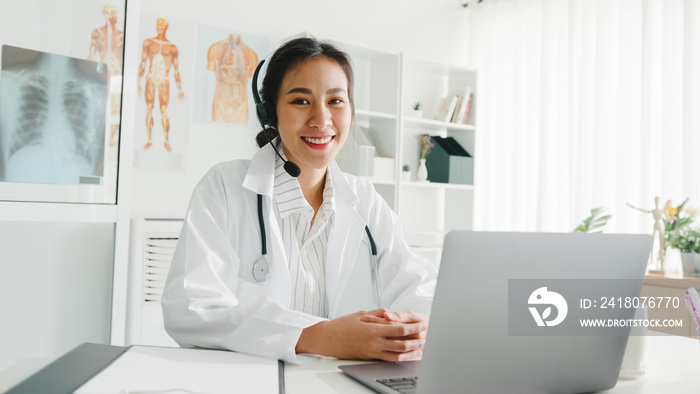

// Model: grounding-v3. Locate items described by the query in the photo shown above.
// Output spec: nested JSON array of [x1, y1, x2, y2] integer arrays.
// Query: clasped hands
[[296, 309, 429, 362]]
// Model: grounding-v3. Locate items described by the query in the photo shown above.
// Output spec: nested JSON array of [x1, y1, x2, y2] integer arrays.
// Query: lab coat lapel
[[326, 162, 365, 317], [242, 143, 277, 196], [242, 144, 291, 304]]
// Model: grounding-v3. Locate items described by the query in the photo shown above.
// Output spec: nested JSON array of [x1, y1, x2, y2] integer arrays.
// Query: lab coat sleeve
[[362, 180, 438, 315], [161, 165, 325, 364]]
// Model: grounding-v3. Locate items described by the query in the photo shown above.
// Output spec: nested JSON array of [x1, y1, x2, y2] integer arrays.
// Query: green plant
[[402, 165, 410, 172], [666, 227, 700, 254], [413, 102, 421, 111], [573, 207, 611, 233]]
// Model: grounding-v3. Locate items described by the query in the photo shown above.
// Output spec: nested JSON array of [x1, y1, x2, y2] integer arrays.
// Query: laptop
[[340, 231, 652, 394]]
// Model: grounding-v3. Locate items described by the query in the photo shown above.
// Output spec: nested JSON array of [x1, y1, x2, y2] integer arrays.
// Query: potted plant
[[411, 102, 423, 118], [666, 227, 700, 275], [401, 165, 411, 182], [572, 207, 611, 233]]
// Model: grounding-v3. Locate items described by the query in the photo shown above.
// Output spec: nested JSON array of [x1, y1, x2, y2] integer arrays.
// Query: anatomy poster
[[133, 15, 193, 170], [0, 46, 108, 186], [194, 25, 266, 126], [71, 0, 125, 153]]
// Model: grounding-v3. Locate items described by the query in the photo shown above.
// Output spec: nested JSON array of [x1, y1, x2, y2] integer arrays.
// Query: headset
[[250, 57, 381, 308], [252, 59, 301, 178]]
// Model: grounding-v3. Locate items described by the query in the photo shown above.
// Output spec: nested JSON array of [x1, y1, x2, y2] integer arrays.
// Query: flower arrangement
[[419, 134, 434, 159], [666, 227, 700, 254], [662, 198, 696, 232], [663, 198, 700, 253]]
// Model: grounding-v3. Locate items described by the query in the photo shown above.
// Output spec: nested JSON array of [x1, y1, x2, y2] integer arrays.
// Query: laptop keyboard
[[377, 376, 418, 394]]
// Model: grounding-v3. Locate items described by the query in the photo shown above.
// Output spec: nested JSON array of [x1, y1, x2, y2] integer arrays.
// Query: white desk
[[2, 333, 699, 393]]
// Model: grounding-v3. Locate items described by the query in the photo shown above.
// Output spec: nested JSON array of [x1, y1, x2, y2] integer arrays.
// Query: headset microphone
[[252, 59, 301, 178]]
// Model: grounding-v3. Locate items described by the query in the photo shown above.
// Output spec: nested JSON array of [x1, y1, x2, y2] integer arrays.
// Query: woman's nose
[[308, 102, 332, 129]]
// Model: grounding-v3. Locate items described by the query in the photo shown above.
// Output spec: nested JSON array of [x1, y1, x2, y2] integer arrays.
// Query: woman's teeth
[[303, 136, 333, 144]]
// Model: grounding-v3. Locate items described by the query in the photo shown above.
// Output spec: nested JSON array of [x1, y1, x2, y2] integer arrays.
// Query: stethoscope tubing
[[255, 193, 382, 308]]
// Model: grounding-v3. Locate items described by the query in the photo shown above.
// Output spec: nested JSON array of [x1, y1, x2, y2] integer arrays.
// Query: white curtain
[[466, 0, 700, 234]]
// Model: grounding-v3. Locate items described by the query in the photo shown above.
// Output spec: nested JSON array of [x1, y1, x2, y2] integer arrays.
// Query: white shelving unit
[[336, 43, 478, 267]]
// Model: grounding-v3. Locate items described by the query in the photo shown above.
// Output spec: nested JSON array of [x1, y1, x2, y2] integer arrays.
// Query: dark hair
[[255, 37, 355, 148]]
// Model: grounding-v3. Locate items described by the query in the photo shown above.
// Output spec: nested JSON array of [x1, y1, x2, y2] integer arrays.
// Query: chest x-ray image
[[0, 45, 108, 185]]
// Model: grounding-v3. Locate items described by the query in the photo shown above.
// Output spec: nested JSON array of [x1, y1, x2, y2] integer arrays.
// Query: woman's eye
[[329, 98, 343, 105], [291, 98, 309, 105]]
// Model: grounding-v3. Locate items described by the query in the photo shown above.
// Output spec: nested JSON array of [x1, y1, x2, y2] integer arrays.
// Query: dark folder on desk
[[6, 343, 128, 394], [8, 343, 285, 394]]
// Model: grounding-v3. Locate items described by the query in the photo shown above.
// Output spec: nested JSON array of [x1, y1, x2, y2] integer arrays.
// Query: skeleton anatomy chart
[[206, 33, 258, 124]]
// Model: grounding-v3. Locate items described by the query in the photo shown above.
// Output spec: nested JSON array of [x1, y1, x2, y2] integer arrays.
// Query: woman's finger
[[380, 322, 428, 338], [378, 349, 423, 362], [382, 338, 425, 353], [360, 315, 389, 323], [384, 310, 424, 323]]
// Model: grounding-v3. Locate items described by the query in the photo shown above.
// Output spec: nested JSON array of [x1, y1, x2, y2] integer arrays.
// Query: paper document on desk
[[75, 346, 280, 394]]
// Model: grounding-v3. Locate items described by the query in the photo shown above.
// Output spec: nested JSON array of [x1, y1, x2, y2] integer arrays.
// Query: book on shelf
[[450, 95, 463, 123], [433, 86, 473, 124], [434, 95, 459, 122], [453, 86, 473, 124]]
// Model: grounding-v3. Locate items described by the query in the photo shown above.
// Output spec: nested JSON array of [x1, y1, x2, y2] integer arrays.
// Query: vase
[[401, 171, 411, 182], [681, 252, 700, 276], [417, 159, 428, 182], [620, 305, 648, 378]]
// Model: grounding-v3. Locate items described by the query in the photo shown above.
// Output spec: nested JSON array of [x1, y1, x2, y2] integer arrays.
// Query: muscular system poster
[[133, 15, 193, 170]]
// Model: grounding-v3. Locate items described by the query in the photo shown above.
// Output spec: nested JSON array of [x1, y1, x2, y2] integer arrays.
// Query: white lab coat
[[161, 143, 437, 364]]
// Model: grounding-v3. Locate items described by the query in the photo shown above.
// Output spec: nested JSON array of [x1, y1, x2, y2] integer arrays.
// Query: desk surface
[[645, 270, 700, 289], [2, 333, 699, 393]]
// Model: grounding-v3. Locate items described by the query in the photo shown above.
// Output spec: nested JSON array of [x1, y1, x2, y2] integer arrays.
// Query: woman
[[162, 37, 437, 364]]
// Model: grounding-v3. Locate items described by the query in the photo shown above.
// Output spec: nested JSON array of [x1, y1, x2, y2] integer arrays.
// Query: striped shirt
[[273, 149, 335, 318]]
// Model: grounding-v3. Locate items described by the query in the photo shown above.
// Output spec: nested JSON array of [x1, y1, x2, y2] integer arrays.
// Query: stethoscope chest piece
[[253, 256, 270, 282]]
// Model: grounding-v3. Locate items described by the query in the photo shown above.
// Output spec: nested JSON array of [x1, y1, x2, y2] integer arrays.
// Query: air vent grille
[[142, 234, 179, 303]]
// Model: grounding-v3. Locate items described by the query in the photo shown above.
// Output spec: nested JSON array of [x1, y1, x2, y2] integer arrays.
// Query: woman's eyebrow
[[286, 87, 312, 95], [326, 87, 347, 95], [285, 87, 347, 95]]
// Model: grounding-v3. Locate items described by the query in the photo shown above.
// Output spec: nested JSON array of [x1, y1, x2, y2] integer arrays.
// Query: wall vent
[[142, 233, 179, 303]]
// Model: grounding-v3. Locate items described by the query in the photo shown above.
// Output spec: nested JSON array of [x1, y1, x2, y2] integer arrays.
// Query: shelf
[[355, 109, 397, 120], [403, 117, 475, 131], [400, 181, 474, 191], [0, 201, 118, 222]]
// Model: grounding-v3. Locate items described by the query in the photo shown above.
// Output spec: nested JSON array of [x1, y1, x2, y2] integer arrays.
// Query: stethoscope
[[253, 193, 382, 308]]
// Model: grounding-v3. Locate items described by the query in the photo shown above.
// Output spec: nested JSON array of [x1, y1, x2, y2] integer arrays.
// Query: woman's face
[[275, 57, 352, 173]]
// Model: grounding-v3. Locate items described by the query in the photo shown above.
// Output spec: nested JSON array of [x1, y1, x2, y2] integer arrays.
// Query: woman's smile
[[301, 135, 335, 149]]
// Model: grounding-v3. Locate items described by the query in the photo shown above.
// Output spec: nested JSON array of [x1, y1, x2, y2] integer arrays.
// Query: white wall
[[0, 222, 114, 360], [127, 0, 471, 219]]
